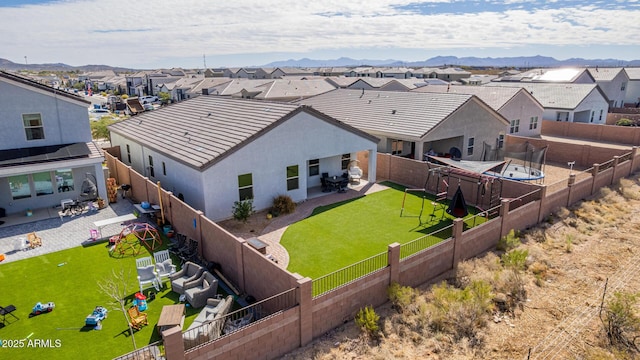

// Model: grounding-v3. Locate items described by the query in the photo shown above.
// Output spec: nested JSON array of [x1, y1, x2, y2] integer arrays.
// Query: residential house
[[188, 78, 233, 97], [297, 89, 510, 161], [154, 75, 204, 102], [0, 71, 106, 215], [624, 67, 640, 106], [412, 85, 544, 139], [125, 71, 148, 96], [586, 67, 629, 108], [203, 68, 226, 78], [416, 67, 472, 82], [495, 67, 595, 84], [108, 96, 378, 221], [251, 79, 336, 102], [486, 82, 609, 124], [313, 67, 351, 76]]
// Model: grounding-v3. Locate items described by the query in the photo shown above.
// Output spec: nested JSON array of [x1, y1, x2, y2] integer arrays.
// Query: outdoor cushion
[[155, 262, 166, 274], [138, 265, 156, 281]]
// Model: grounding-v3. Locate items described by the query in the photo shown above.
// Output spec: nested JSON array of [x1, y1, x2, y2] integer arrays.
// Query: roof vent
[[368, 100, 372, 104], [391, 110, 397, 114]]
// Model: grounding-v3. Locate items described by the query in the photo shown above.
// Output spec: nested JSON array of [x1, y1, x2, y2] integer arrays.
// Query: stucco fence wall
[[108, 145, 640, 360], [542, 120, 640, 146]]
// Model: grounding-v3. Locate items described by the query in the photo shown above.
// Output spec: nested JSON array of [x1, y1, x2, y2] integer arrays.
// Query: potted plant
[[96, 197, 106, 209]]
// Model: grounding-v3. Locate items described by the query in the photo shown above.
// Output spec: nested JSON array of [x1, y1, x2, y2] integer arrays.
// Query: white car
[[88, 108, 111, 120], [139, 96, 158, 104]]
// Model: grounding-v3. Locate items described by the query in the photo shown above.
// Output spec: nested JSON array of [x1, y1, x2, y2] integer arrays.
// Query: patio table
[[157, 304, 185, 333], [325, 176, 343, 190]]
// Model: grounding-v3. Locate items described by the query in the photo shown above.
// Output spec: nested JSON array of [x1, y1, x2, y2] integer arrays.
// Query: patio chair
[[136, 256, 153, 268], [0, 305, 18, 325], [27, 232, 42, 249], [337, 178, 349, 193], [136, 264, 160, 293], [320, 177, 332, 193], [153, 250, 177, 287], [348, 165, 363, 184], [183, 271, 219, 308], [127, 306, 148, 331], [169, 261, 205, 294]]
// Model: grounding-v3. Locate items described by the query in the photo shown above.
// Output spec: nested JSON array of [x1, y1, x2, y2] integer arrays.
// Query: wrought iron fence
[[113, 340, 164, 360], [400, 225, 452, 260], [597, 158, 615, 172], [618, 151, 633, 164], [183, 288, 297, 351], [508, 188, 542, 211], [312, 252, 388, 297], [466, 204, 501, 228]]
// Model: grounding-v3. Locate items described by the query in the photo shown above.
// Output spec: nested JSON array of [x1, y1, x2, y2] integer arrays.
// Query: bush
[[497, 229, 521, 252], [232, 199, 254, 223], [355, 305, 380, 338], [603, 291, 640, 351], [272, 195, 296, 215], [616, 118, 635, 126], [387, 281, 416, 313]]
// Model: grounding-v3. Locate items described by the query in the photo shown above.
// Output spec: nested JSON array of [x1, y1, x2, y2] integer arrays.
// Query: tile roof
[[413, 85, 525, 110], [108, 96, 375, 170], [485, 82, 605, 109], [253, 79, 336, 100], [0, 71, 90, 105], [297, 89, 476, 139], [216, 79, 275, 96], [625, 67, 640, 80], [587, 67, 625, 81]]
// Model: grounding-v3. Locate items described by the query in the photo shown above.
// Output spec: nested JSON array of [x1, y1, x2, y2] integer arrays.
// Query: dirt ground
[[276, 175, 640, 360]]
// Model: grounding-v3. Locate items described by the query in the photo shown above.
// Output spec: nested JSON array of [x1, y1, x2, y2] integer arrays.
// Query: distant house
[[0, 71, 106, 215], [624, 67, 640, 106], [586, 67, 629, 108], [251, 79, 336, 101], [297, 89, 509, 161], [413, 85, 544, 139], [494, 67, 595, 84], [416, 67, 472, 82], [108, 96, 378, 221], [486, 82, 609, 124]]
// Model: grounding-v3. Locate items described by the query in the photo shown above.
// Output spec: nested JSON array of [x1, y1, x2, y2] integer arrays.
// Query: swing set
[[400, 163, 503, 227]]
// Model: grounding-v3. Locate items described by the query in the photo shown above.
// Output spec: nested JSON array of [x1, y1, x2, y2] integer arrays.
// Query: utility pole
[[203, 54, 207, 70], [24, 56, 28, 65]]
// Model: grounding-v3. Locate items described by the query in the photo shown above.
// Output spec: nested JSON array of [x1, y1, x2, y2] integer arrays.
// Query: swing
[[446, 185, 469, 218]]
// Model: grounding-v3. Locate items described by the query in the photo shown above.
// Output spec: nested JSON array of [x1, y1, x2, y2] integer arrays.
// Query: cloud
[[0, 0, 638, 67]]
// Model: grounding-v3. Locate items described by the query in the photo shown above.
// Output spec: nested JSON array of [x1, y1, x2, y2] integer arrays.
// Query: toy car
[[32, 302, 55, 315], [85, 306, 108, 326]]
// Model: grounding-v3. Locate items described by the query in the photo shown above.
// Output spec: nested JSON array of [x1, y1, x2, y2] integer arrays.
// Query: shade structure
[[446, 185, 469, 218]]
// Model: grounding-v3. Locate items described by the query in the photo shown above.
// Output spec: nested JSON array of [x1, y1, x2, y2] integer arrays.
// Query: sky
[[0, 0, 639, 69]]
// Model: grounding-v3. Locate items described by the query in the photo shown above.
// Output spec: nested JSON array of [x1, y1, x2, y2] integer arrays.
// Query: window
[[621, 82, 627, 91], [286, 165, 299, 191], [599, 109, 603, 121], [529, 116, 538, 130], [162, 161, 166, 176], [308, 159, 319, 177], [126, 144, 131, 163], [509, 119, 520, 133], [391, 140, 403, 155], [467, 137, 475, 156], [33, 171, 53, 196], [23, 113, 44, 140], [238, 173, 253, 200], [341, 153, 350, 170], [590, 111, 594, 123], [148, 156, 155, 177], [9, 174, 31, 200], [497, 134, 505, 149], [56, 169, 74, 192]]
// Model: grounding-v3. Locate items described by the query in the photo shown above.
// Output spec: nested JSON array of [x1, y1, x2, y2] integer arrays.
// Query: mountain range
[[1, 55, 638, 72]]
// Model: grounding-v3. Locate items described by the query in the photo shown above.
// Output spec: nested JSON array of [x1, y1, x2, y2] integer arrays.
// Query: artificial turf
[[281, 181, 487, 280], [0, 241, 204, 360]]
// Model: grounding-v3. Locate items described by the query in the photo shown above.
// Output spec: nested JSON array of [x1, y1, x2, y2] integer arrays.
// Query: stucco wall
[[0, 80, 91, 150], [205, 111, 376, 221], [501, 91, 544, 137]]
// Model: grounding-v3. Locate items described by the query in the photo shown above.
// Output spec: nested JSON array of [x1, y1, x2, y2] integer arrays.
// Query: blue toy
[[32, 302, 55, 315], [85, 306, 108, 327]]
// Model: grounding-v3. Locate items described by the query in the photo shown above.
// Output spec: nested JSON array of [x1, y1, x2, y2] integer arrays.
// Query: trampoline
[[485, 163, 545, 181]]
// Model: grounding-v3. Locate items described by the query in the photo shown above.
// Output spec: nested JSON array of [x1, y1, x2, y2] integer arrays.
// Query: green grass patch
[[282, 182, 486, 280], [0, 241, 208, 359]]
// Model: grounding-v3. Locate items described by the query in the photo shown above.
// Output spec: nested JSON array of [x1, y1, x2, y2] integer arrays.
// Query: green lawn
[[0, 240, 205, 360], [282, 182, 487, 279]]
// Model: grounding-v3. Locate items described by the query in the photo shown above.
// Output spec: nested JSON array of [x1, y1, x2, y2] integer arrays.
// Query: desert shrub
[[232, 199, 254, 223], [427, 280, 493, 344], [616, 118, 634, 126], [497, 229, 521, 252], [387, 282, 417, 313], [529, 261, 548, 279], [355, 305, 380, 339], [272, 194, 296, 215], [501, 249, 528, 271], [602, 291, 640, 352]]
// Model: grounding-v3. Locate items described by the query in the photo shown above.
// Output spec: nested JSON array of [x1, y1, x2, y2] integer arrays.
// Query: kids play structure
[[110, 223, 162, 256], [400, 163, 503, 226]]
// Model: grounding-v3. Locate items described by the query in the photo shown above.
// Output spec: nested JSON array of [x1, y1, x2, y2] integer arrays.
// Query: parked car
[[88, 107, 111, 120], [143, 103, 155, 111], [139, 95, 158, 104]]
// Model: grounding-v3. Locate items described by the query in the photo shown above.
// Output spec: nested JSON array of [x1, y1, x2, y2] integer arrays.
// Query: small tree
[[232, 199, 254, 223], [601, 291, 640, 352], [97, 268, 137, 350], [355, 305, 380, 339], [90, 116, 117, 141], [616, 118, 635, 127], [158, 91, 171, 105]]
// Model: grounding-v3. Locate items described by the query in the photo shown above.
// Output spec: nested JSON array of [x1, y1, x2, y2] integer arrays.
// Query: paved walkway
[[0, 200, 136, 263]]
